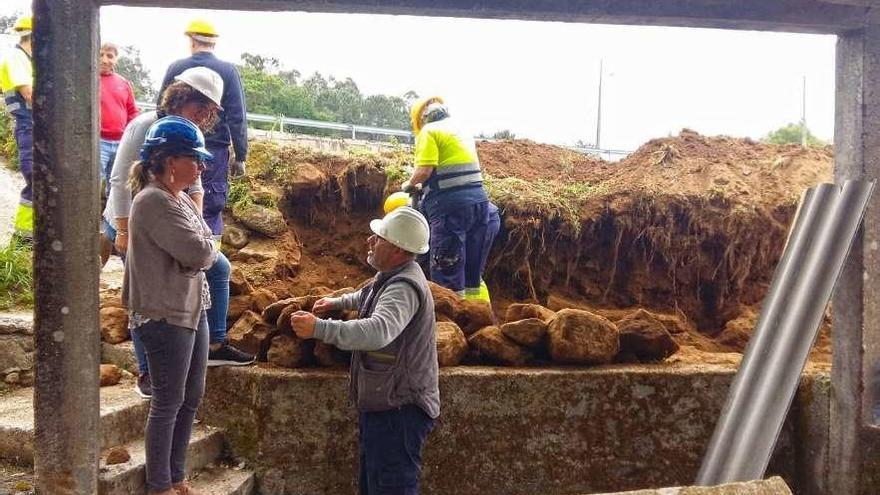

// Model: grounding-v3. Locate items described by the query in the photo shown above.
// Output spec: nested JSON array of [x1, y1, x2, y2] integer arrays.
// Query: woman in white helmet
[[104, 66, 255, 401]]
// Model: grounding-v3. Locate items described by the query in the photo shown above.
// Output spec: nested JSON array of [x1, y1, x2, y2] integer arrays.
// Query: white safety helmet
[[369, 206, 430, 255], [174, 67, 224, 109]]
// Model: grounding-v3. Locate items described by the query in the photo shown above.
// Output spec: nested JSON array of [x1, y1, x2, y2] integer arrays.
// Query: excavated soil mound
[[225, 131, 833, 364], [484, 130, 832, 332]]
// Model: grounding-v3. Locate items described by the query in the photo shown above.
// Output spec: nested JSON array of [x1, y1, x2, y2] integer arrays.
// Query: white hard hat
[[174, 67, 224, 109], [369, 206, 430, 255]]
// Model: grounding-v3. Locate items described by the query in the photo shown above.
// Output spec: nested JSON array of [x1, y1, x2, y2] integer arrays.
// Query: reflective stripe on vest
[[424, 162, 482, 196]]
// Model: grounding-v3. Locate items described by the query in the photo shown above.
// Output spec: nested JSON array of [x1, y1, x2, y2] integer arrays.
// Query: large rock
[[99, 364, 122, 387], [716, 307, 757, 351], [505, 303, 555, 323], [229, 267, 255, 296], [456, 300, 496, 335], [232, 237, 278, 263], [234, 202, 288, 238], [500, 318, 548, 348], [267, 334, 310, 368], [262, 297, 298, 325], [468, 326, 531, 366], [289, 163, 326, 192], [429, 282, 462, 320], [274, 231, 303, 278], [436, 321, 468, 367], [100, 307, 129, 344], [252, 289, 279, 313], [547, 309, 619, 365], [228, 310, 275, 357], [616, 309, 680, 362], [276, 303, 304, 334], [228, 295, 254, 322], [313, 342, 348, 367], [222, 224, 251, 249], [546, 294, 594, 312]]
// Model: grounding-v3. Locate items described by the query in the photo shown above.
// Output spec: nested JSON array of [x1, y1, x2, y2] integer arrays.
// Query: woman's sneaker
[[207, 342, 255, 367], [134, 372, 152, 399]]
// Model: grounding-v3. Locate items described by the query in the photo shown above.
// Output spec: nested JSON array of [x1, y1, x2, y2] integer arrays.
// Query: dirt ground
[[226, 131, 833, 365]]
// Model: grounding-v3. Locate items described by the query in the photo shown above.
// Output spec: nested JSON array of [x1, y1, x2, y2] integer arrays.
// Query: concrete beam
[[830, 23, 880, 495], [32, 1, 101, 494], [99, 0, 871, 35]]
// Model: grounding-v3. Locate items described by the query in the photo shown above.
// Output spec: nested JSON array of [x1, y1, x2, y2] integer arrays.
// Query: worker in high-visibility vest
[[1, 16, 34, 242], [402, 96, 499, 303]]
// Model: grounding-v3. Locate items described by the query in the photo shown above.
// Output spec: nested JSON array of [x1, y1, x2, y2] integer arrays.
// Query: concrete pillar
[[830, 24, 880, 495], [31, 1, 101, 494]]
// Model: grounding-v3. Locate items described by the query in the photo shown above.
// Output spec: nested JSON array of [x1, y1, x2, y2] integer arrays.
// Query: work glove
[[231, 160, 247, 177], [401, 180, 421, 194]]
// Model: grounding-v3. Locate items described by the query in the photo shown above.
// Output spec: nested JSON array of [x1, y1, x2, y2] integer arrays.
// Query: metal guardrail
[[136, 101, 413, 140], [136, 101, 632, 158]]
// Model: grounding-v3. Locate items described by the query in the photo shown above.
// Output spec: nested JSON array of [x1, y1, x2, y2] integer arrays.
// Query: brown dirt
[[229, 130, 834, 365]]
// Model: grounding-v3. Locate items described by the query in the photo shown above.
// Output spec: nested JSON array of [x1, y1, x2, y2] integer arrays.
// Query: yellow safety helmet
[[13, 16, 32, 34], [410, 96, 444, 134], [185, 19, 218, 42], [383, 191, 411, 215]]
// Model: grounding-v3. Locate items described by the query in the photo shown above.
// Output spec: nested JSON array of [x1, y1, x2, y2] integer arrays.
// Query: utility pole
[[596, 59, 603, 150], [801, 75, 807, 147]]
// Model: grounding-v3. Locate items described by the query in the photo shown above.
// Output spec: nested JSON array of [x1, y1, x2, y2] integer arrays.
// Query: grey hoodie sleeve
[[313, 282, 419, 351], [110, 113, 154, 220], [324, 289, 364, 312]]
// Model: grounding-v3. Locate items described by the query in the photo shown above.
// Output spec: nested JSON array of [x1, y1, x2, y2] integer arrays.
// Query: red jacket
[[100, 72, 138, 141]]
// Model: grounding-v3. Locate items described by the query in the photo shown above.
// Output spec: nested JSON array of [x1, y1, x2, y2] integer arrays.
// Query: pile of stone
[[224, 269, 681, 368], [98, 267, 681, 368]]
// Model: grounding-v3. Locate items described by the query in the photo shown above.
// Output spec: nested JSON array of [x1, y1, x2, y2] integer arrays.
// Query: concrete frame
[[31, 0, 878, 493]]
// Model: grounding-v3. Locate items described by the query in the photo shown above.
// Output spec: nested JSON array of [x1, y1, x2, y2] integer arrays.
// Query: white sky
[[2, 1, 837, 151]]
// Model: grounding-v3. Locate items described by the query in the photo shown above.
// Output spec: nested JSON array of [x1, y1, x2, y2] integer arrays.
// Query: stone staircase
[[0, 381, 255, 494]]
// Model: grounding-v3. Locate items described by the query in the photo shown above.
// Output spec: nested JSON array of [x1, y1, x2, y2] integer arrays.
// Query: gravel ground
[[0, 161, 24, 245]]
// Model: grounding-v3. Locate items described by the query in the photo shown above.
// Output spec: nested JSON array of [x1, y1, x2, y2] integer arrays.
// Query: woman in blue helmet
[[124, 116, 216, 495]]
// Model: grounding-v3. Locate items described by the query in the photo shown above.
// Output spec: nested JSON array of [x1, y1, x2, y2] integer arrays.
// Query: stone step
[[101, 341, 139, 374], [98, 423, 225, 495], [189, 465, 256, 495], [0, 380, 150, 465]]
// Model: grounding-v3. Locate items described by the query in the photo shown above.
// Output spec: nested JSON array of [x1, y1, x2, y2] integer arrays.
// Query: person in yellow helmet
[[1, 16, 34, 242], [157, 18, 249, 241], [403, 97, 499, 303]]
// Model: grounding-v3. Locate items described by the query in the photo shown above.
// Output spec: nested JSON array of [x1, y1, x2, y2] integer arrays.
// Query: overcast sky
[[2, 1, 837, 151]]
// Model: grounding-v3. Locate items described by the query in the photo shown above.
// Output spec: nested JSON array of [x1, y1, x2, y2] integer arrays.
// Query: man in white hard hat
[[105, 66, 254, 400], [290, 206, 440, 495], [157, 18, 248, 241]]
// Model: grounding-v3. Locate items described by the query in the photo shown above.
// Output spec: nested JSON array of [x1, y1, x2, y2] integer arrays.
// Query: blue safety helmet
[[139, 116, 213, 162]]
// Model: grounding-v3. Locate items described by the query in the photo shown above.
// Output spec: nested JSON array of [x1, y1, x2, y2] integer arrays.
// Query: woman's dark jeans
[[133, 312, 209, 492]]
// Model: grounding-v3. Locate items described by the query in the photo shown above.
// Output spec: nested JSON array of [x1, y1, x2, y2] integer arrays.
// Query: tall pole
[[801, 75, 808, 147], [596, 59, 603, 149], [32, 1, 101, 493]]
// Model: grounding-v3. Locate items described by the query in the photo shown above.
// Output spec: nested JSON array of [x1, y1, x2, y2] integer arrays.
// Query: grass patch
[[0, 241, 33, 310], [484, 174, 608, 235], [0, 113, 19, 171]]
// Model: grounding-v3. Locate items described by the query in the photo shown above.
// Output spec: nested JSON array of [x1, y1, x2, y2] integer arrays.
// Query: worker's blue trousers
[[428, 201, 493, 294], [14, 118, 33, 204], [358, 405, 435, 495], [202, 145, 229, 236]]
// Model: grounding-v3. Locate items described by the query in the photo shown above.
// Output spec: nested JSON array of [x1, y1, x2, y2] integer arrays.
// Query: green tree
[[0, 13, 19, 33], [764, 123, 825, 146], [116, 45, 155, 100]]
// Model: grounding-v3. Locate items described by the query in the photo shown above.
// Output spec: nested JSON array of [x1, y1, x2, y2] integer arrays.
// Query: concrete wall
[[201, 365, 830, 495]]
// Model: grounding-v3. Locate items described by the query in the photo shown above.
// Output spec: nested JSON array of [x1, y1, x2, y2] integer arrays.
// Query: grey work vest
[[350, 261, 440, 419]]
